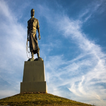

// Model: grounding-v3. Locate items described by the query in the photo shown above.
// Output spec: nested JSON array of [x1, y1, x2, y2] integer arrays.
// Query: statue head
[[31, 9, 35, 18]]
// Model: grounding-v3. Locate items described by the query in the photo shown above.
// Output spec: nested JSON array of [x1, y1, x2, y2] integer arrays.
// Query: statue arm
[[37, 20, 41, 40], [38, 27, 41, 40], [27, 23, 30, 41]]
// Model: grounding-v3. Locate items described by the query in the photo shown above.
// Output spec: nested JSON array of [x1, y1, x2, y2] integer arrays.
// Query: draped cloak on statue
[[27, 17, 40, 54]]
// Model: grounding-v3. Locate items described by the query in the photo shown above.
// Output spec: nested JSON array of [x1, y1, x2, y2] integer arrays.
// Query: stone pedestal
[[20, 59, 47, 93]]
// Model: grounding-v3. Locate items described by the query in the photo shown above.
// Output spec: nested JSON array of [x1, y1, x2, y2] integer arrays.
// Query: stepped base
[[21, 81, 47, 93]]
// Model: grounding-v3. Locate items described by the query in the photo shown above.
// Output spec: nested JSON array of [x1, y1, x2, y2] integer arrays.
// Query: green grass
[[0, 93, 94, 106]]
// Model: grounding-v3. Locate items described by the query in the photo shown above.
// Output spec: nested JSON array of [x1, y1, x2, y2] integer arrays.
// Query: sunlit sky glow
[[0, 0, 106, 106]]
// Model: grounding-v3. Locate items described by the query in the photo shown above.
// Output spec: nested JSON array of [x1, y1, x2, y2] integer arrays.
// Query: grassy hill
[[0, 93, 94, 106]]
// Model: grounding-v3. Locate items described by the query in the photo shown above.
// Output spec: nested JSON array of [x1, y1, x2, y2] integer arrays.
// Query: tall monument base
[[20, 59, 47, 93]]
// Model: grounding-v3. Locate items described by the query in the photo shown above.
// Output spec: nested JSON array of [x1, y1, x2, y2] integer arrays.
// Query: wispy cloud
[[0, 0, 26, 98], [78, 0, 105, 22], [37, 2, 106, 106]]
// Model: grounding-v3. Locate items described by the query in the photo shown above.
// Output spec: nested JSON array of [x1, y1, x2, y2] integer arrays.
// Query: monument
[[20, 9, 47, 93]]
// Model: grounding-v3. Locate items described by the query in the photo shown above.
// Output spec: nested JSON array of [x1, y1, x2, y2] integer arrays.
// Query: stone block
[[20, 59, 47, 93], [21, 81, 47, 93]]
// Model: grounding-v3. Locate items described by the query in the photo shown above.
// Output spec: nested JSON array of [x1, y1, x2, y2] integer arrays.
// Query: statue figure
[[27, 9, 41, 60]]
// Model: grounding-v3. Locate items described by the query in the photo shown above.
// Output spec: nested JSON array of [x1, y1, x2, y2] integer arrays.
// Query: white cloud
[[79, 0, 104, 22], [0, 0, 27, 98], [0, 90, 17, 99], [37, 3, 106, 106], [58, 17, 106, 105]]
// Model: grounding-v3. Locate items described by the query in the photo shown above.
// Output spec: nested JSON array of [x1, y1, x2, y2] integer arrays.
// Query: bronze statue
[[27, 9, 41, 60]]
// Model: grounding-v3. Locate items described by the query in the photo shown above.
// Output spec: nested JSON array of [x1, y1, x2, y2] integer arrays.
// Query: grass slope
[[0, 93, 94, 106]]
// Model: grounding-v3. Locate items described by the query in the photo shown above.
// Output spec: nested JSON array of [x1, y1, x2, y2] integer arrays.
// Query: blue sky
[[0, 0, 106, 106]]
